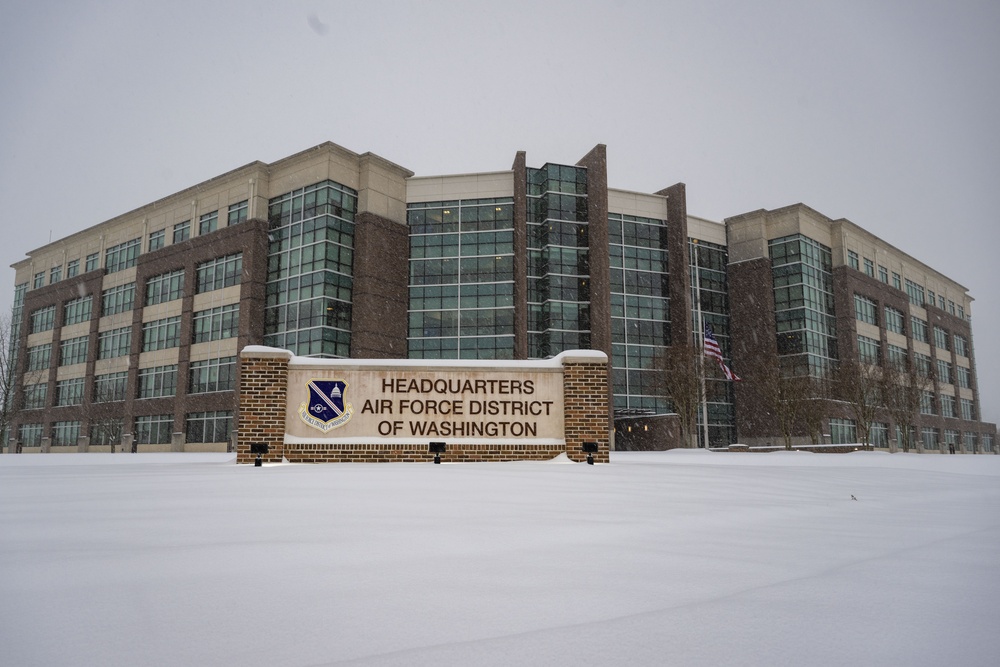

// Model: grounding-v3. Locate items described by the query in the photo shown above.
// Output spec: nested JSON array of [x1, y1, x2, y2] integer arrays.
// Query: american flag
[[704, 324, 741, 381]]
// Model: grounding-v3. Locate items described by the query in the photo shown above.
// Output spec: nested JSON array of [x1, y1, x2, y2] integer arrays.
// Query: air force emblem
[[298, 379, 353, 432]]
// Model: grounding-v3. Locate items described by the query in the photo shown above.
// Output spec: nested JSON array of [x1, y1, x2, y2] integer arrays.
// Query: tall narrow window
[[228, 200, 248, 225], [173, 221, 191, 244], [148, 229, 165, 252], [199, 211, 218, 235]]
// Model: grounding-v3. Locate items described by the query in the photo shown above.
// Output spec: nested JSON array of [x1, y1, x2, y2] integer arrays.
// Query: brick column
[[237, 347, 293, 464], [561, 352, 611, 463]]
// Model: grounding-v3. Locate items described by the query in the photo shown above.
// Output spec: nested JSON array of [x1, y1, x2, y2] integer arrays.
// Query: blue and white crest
[[298, 379, 353, 432]]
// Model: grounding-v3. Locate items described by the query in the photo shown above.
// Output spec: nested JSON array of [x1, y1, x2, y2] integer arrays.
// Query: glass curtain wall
[[526, 164, 590, 358], [768, 234, 838, 377], [407, 198, 515, 359], [690, 239, 735, 446], [265, 180, 357, 357], [608, 213, 670, 414]]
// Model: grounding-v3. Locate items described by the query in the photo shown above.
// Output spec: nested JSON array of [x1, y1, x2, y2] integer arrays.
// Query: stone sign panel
[[237, 347, 610, 463], [285, 367, 565, 443]]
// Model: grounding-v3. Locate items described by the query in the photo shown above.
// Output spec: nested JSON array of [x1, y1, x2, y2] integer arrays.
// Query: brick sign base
[[237, 348, 611, 464]]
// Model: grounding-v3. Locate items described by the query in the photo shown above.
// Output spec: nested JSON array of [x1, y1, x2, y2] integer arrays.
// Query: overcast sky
[[1, 0, 998, 422]]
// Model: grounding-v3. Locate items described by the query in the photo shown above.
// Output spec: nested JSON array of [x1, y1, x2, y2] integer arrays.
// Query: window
[[764, 233, 837, 378], [186, 411, 233, 443], [59, 335, 89, 366], [85, 253, 99, 272], [266, 178, 360, 358], [135, 415, 173, 445], [905, 279, 925, 306], [192, 304, 239, 343], [30, 305, 55, 333], [56, 377, 85, 406], [142, 316, 181, 351], [892, 272, 901, 290], [953, 335, 968, 357], [189, 356, 237, 394], [960, 398, 975, 421], [943, 429, 960, 451], [927, 289, 935, 306], [870, 422, 888, 448], [102, 283, 135, 316], [173, 220, 190, 244], [145, 269, 185, 305], [23, 383, 47, 410], [52, 421, 81, 446], [33, 271, 45, 289], [914, 352, 933, 379], [911, 316, 928, 343], [105, 238, 141, 273], [887, 344, 907, 369], [198, 210, 218, 235], [940, 394, 956, 418], [97, 327, 131, 359], [63, 296, 93, 326], [830, 418, 857, 444], [936, 359, 952, 384], [963, 432, 977, 453], [933, 326, 950, 350], [847, 251, 859, 270], [956, 366, 972, 389], [920, 390, 935, 415], [67, 259, 79, 278], [863, 258, 874, 277], [148, 229, 165, 252], [921, 427, 938, 451], [957, 305, 965, 320], [857, 335, 880, 364], [884, 307, 905, 334], [948, 300, 956, 315], [983, 434, 994, 453], [94, 371, 128, 402], [137, 364, 178, 399], [26, 344, 52, 370], [50, 266, 62, 283], [938, 295, 946, 310], [196, 253, 242, 293], [228, 200, 248, 225], [19, 423, 43, 446], [878, 265, 888, 283], [91, 419, 123, 447], [854, 294, 878, 325]]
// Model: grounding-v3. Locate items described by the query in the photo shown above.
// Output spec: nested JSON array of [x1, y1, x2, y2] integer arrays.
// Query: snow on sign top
[[240, 346, 608, 369]]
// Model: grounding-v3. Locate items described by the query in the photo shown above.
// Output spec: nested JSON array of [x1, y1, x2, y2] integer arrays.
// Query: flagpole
[[692, 242, 710, 449]]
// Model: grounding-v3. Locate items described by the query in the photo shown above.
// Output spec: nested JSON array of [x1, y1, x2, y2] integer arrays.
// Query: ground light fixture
[[250, 442, 269, 467], [429, 441, 446, 464], [582, 441, 598, 465]]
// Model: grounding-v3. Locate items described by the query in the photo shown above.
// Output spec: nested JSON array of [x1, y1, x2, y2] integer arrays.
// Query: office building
[[6, 142, 995, 453]]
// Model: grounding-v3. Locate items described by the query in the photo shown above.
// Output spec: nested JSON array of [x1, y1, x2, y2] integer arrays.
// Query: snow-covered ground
[[2, 450, 998, 666]]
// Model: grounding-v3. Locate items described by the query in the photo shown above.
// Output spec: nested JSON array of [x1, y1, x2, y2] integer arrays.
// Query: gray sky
[[2, 0, 998, 422]]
